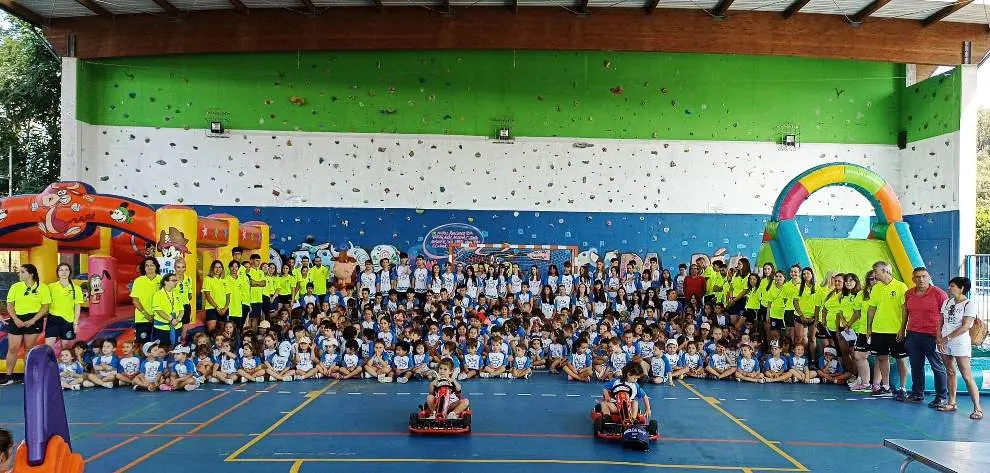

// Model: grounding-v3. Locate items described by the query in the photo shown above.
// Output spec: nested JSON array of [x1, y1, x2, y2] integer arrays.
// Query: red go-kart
[[409, 381, 472, 435], [591, 391, 659, 450]]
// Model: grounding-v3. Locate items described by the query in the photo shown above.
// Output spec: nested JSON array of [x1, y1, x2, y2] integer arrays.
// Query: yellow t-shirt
[[820, 290, 844, 331], [174, 274, 193, 307], [781, 281, 799, 311], [264, 274, 278, 297], [766, 284, 787, 320], [131, 275, 161, 323], [310, 265, 330, 295], [843, 292, 866, 332], [152, 288, 183, 329], [225, 275, 247, 318], [730, 275, 748, 300], [704, 267, 725, 296], [247, 268, 265, 304], [47, 281, 84, 322], [745, 280, 763, 310], [7, 281, 52, 316], [277, 275, 294, 296], [795, 284, 819, 319], [295, 272, 314, 294], [869, 279, 908, 334], [202, 276, 229, 310]]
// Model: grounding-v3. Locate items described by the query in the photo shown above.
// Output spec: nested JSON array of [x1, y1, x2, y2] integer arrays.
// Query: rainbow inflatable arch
[[760, 163, 924, 286]]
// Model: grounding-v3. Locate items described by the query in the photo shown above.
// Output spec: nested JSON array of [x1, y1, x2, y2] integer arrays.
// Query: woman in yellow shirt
[[152, 274, 183, 345], [202, 260, 230, 335], [793, 267, 819, 356], [764, 270, 788, 336], [45, 263, 84, 349], [3, 264, 52, 385], [174, 258, 194, 344], [818, 274, 846, 364], [225, 260, 250, 330], [276, 263, 295, 312], [131, 257, 161, 345], [781, 265, 801, 341]]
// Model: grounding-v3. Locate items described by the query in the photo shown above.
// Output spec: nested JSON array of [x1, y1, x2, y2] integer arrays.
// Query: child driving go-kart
[[600, 363, 652, 422], [409, 357, 472, 434], [592, 362, 659, 449]]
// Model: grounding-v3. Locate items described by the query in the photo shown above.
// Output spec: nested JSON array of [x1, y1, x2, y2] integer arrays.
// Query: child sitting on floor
[[735, 344, 763, 383], [817, 347, 850, 384], [564, 339, 593, 382], [58, 348, 84, 391]]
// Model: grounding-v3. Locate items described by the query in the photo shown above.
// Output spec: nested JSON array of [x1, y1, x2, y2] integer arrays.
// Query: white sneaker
[[285, 375, 294, 382], [397, 377, 408, 384], [208, 377, 219, 383], [384, 376, 393, 383], [70, 384, 81, 391], [447, 412, 459, 420], [184, 383, 199, 391], [363, 372, 372, 379], [480, 372, 490, 379], [377, 373, 386, 382], [500, 373, 511, 379], [103, 381, 115, 389], [254, 376, 265, 383], [847, 376, 860, 386], [456, 373, 467, 381], [240, 377, 248, 383], [809, 378, 821, 384], [82, 380, 95, 388], [225, 378, 235, 385], [315, 373, 324, 379]]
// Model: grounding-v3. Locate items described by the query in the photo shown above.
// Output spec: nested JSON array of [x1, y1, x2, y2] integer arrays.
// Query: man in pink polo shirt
[[902, 267, 949, 406]]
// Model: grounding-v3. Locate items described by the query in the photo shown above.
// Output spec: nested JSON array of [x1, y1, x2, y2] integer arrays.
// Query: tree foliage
[[978, 109, 990, 253], [0, 12, 61, 195]]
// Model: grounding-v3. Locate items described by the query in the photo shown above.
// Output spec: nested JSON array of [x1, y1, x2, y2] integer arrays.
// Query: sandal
[[970, 409, 983, 420], [937, 403, 958, 413]]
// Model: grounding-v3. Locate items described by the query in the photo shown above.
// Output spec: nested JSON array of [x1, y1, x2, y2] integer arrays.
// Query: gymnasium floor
[[2, 374, 987, 472]]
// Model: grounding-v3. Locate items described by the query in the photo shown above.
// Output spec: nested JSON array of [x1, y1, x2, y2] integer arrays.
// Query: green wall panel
[[77, 51, 903, 144], [900, 67, 962, 143]]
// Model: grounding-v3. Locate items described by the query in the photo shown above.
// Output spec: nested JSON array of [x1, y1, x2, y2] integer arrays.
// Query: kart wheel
[[409, 413, 418, 428], [648, 420, 659, 436], [593, 416, 604, 435], [462, 413, 472, 431]]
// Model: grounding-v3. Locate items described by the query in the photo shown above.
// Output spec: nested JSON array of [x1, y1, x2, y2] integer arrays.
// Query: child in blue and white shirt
[[58, 348, 84, 391], [237, 342, 265, 383], [649, 345, 673, 385], [359, 261, 378, 296], [392, 341, 414, 383], [529, 337, 546, 370], [395, 253, 412, 293], [762, 342, 791, 383], [461, 338, 483, 380], [481, 342, 508, 379], [818, 347, 851, 384], [787, 344, 818, 384], [166, 345, 200, 391], [134, 341, 166, 391], [412, 340, 432, 379], [294, 337, 320, 380], [511, 344, 532, 379], [214, 339, 240, 385], [265, 340, 295, 382], [86, 339, 119, 389], [564, 339, 593, 382], [734, 345, 763, 383], [116, 341, 142, 388]]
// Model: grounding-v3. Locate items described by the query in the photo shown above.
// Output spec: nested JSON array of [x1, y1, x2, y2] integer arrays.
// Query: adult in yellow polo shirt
[[152, 273, 183, 345], [764, 271, 788, 333], [46, 263, 84, 347], [276, 263, 296, 310], [263, 262, 278, 316], [226, 260, 250, 329], [793, 267, 819, 354], [867, 261, 909, 397], [781, 265, 801, 338], [310, 256, 330, 303], [246, 254, 267, 329], [202, 260, 230, 335], [131, 257, 162, 345], [173, 258, 194, 344], [3, 263, 51, 385]]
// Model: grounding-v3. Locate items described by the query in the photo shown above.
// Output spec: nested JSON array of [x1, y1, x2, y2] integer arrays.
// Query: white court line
[[325, 392, 337, 395], [235, 389, 247, 392], [397, 392, 411, 395], [718, 398, 726, 401], [257, 390, 270, 393], [493, 393, 507, 396], [735, 398, 748, 401], [688, 397, 699, 400], [781, 399, 795, 402], [663, 397, 678, 400], [758, 399, 772, 402], [824, 398, 836, 401], [372, 393, 387, 395], [845, 398, 859, 401], [517, 393, 531, 396], [280, 411, 291, 414], [541, 393, 556, 397], [566, 394, 581, 397], [804, 399, 817, 402], [212, 388, 225, 392], [347, 392, 361, 395], [277, 391, 291, 394]]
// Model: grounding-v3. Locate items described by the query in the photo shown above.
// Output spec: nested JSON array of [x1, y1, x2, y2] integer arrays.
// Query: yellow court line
[[678, 380, 810, 472], [228, 457, 804, 471], [288, 460, 304, 473], [225, 379, 341, 461]]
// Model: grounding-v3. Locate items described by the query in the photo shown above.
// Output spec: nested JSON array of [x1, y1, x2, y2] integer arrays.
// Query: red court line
[[92, 433, 245, 438], [85, 390, 232, 464], [784, 441, 883, 449]]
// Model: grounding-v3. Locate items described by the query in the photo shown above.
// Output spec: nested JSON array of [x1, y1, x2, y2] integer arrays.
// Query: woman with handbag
[[937, 276, 983, 420]]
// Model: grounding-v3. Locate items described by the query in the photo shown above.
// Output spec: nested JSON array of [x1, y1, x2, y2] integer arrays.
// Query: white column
[[60, 57, 82, 181], [958, 64, 978, 274]]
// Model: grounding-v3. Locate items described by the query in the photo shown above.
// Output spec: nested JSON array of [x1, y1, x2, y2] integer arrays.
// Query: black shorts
[[870, 333, 907, 358], [135, 322, 153, 343], [729, 298, 747, 315], [770, 318, 785, 331], [230, 315, 246, 329], [242, 304, 251, 318], [783, 310, 796, 328], [262, 295, 272, 314], [855, 334, 871, 352], [277, 295, 291, 305], [44, 315, 76, 340], [205, 309, 221, 322], [250, 303, 263, 318], [757, 307, 768, 323], [743, 308, 758, 322], [153, 327, 178, 346], [182, 305, 191, 324], [6, 313, 44, 336]]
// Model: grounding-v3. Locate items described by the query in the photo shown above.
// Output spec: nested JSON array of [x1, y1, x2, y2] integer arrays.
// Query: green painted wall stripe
[[77, 51, 903, 144], [900, 67, 962, 143]]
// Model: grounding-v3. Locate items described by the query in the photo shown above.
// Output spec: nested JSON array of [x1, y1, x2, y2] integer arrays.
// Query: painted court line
[[679, 381, 810, 472], [226, 457, 806, 471], [85, 390, 232, 464], [225, 379, 341, 462], [115, 387, 275, 472]]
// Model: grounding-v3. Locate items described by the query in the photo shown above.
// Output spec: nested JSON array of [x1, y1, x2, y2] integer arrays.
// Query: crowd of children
[[52, 250, 887, 395]]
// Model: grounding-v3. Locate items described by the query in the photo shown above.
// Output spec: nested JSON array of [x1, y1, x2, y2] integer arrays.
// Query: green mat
[[805, 238, 902, 282]]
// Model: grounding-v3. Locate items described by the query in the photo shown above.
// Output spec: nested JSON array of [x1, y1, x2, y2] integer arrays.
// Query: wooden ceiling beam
[[75, 0, 112, 16], [228, 0, 248, 13], [781, 0, 810, 19], [645, 0, 660, 14], [0, 0, 43, 26], [850, 0, 892, 23], [578, 0, 589, 14], [711, 0, 733, 17], [151, 0, 181, 15], [300, 0, 316, 13], [922, 0, 973, 27]]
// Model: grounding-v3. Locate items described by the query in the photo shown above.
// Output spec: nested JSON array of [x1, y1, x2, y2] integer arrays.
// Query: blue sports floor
[[1, 374, 987, 472]]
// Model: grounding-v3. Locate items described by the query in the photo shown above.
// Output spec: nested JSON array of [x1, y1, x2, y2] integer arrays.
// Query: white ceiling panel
[[872, 0, 955, 21], [725, 0, 791, 12], [95, 0, 166, 14], [943, 1, 990, 23], [17, 0, 98, 17]]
